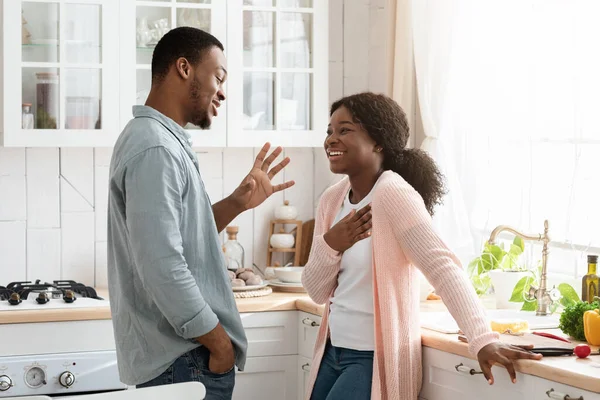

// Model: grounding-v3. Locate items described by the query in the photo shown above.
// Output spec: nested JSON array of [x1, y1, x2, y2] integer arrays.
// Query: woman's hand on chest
[[324, 204, 372, 253]]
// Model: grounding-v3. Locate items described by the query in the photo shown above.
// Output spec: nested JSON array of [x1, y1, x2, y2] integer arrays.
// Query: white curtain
[[412, 1, 474, 264], [412, 0, 600, 276]]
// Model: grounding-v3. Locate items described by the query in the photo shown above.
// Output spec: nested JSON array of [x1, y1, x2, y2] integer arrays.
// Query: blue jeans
[[310, 341, 374, 400], [137, 345, 235, 400]]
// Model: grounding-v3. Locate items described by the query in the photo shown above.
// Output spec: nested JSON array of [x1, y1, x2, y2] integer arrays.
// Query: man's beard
[[189, 78, 211, 129]]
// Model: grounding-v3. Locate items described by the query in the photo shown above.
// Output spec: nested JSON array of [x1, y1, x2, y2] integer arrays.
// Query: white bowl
[[274, 266, 304, 283]]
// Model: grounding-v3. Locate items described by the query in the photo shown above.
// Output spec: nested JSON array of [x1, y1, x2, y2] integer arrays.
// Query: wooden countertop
[[2, 291, 598, 393]]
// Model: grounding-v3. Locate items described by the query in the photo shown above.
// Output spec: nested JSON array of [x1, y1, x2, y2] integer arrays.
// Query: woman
[[301, 92, 542, 400]]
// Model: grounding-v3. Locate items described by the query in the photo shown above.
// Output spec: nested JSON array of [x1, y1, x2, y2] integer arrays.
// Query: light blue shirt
[[107, 106, 247, 385]]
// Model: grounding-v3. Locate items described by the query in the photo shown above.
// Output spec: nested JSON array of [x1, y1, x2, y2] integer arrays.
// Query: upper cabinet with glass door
[[1, 0, 120, 147], [226, 0, 328, 147], [119, 0, 227, 147]]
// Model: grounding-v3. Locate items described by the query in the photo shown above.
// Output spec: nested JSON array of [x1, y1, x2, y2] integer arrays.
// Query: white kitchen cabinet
[[419, 347, 533, 400], [297, 355, 312, 400], [530, 376, 600, 400], [1, 0, 120, 147], [240, 311, 298, 357], [225, 0, 329, 147], [2, 0, 329, 148], [234, 355, 298, 400]]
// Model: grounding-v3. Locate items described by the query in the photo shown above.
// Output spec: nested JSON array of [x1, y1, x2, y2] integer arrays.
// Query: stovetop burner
[[0, 280, 103, 302]]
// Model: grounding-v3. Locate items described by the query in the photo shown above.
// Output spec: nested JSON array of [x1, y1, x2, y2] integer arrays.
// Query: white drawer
[[420, 347, 532, 400], [297, 311, 321, 358], [531, 376, 600, 400], [240, 311, 298, 357]]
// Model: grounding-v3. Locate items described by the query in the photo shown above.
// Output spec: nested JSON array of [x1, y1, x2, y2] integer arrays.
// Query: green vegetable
[[559, 300, 600, 341]]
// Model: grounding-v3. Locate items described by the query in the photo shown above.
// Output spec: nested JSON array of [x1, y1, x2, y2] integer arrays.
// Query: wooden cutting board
[[460, 332, 573, 349], [498, 332, 573, 349], [298, 219, 315, 266]]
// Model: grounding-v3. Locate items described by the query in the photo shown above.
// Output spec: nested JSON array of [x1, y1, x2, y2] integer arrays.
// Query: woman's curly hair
[[330, 92, 446, 216]]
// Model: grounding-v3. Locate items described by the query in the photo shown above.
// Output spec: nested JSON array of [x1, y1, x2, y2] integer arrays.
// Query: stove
[[0, 279, 125, 398], [0, 280, 110, 311]]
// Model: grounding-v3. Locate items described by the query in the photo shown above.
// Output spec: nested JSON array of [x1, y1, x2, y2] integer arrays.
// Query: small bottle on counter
[[223, 226, 245, 272], [582, 254, 599, 303]]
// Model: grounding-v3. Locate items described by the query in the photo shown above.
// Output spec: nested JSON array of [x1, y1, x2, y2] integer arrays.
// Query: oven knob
[[8, 293, 21, 306], [59, 371, 75, 388], [63, 290, 76, 303], [36, 292, 49, 304], [0, 375, 12, 391]]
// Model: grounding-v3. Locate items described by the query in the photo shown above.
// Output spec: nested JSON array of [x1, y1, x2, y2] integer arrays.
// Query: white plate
[[231, 282, 268, 292], [268, 279, 303, 287]]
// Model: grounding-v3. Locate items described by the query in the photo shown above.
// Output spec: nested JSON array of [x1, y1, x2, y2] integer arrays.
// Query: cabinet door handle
[[546, 388, 583, 400], [454, 363, 483, 375], [302, 318, 320, 327], [301, 363, 311, 372]]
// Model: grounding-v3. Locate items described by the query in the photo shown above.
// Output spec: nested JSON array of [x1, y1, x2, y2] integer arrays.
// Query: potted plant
[[508, 262, 580, 313], [468, 237, 529, 308]]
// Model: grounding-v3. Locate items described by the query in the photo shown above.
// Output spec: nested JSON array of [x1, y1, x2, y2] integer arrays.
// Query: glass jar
[[35, 72, 59, 129], [22, 103, 34, 129], [223, 226, 245, 272]]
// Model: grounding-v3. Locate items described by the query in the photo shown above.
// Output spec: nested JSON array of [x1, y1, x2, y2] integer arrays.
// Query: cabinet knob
[[301, 363, 311, 372], [546, 388, 583, 400], [454, 363, 482, 375], [302, 318, 320, 327]]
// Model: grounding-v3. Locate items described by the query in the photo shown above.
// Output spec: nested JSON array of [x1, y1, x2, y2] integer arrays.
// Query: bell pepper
[[583, 309, 600, 346]]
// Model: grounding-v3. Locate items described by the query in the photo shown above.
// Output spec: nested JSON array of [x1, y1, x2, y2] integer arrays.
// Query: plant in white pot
[[468, 237, 529, 309]]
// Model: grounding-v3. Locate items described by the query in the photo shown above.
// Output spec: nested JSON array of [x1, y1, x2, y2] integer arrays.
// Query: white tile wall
[[0, 0, 390, 286]]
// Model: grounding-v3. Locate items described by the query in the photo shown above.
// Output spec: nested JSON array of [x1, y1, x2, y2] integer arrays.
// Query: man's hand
[[230, 143, 295, 212], [195, 323, 235, 374], [208, 341, 235, 374], [477, 342, 542, 384], [323, 205, 372, 253]]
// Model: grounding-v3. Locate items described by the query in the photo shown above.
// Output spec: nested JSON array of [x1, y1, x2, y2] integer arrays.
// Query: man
[[107, 27, 294, 399]]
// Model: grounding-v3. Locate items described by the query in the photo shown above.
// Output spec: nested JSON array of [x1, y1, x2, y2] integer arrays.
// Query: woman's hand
[[477, 342, 543, 384], [323, 205, 372, 253]]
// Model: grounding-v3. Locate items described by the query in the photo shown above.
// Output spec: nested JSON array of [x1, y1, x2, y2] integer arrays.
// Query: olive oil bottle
[[582, 255, 599, 303]]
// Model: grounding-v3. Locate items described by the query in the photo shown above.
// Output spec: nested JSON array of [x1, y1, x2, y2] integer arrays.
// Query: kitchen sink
[[420, 308, 561, 333]]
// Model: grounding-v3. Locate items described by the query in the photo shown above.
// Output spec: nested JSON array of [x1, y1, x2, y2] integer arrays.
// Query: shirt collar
[[132, 105, 193, 147]]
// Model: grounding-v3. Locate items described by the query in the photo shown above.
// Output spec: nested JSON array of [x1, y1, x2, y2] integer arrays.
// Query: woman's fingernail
[[512, 378, 516, 384], [488, 379, 493, 385]]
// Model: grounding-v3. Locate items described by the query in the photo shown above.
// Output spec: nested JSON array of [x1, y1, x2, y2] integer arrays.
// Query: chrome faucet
[[487, 220, 555, 316]]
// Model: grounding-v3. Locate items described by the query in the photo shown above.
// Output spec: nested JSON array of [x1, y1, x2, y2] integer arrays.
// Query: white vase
[[489, 270, 530, 309]]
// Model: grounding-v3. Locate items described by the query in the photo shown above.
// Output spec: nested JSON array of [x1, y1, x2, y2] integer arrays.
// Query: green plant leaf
[[468, 257, 481, 277], [481, 244, 505, 271], [510, 276, 530, 302], [550, 302, 560, 314], [513, 236, 525, 252], [521, 300, 537, 311], [558, 283, 580, 307], [509, 244, 523, 257]]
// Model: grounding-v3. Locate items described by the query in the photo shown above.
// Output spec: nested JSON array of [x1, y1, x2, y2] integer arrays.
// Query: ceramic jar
[[274, 200, 298, 220], [270, 228, 295, 249]]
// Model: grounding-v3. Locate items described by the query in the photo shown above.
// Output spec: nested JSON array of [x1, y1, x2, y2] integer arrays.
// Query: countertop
[[2, 290, 599, 393]]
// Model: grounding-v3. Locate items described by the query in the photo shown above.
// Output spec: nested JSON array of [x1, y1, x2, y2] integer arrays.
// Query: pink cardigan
[[301, 171, 499, 399]]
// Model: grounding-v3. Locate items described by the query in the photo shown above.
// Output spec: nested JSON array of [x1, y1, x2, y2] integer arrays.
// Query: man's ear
[[175, 57, 191, 80]]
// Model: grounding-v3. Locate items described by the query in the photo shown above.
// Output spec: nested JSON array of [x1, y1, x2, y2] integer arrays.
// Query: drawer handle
[[301, 363, 311, 372], [454, 363, 483, 376], [302, 318, 320, 327], [546, 388, 583, 400]]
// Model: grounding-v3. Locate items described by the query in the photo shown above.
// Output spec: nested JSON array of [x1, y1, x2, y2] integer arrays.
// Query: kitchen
[[1, 0, 600, 399]]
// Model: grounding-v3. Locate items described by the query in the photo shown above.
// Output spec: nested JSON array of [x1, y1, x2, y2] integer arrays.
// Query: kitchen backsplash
[[0, 0, 392, 287]]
